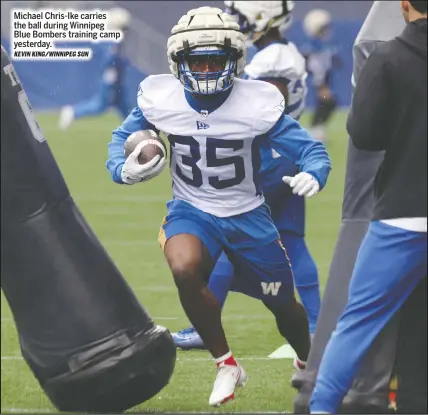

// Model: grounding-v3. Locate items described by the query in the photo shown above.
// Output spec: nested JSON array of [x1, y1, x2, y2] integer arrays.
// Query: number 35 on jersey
[[168, 134, 261, 193]]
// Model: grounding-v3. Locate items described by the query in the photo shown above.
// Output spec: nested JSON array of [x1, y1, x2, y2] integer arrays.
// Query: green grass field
[[1, 110, 348, 413]]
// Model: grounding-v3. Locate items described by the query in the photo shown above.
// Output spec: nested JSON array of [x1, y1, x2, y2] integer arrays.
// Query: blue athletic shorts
[[159, 199, 296, 305]]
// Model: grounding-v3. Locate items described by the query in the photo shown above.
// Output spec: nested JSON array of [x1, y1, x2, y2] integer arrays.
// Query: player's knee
[[169, 257, 201, 288], [164, 235, 212, 288]]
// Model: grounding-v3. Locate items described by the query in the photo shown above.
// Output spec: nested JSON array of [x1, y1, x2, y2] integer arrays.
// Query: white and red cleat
[[293, 356, 307, 371], [208, 352, 248, 407]]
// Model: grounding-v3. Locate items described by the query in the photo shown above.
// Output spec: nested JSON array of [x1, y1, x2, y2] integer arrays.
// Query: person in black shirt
[[310, 1, 427, 413]]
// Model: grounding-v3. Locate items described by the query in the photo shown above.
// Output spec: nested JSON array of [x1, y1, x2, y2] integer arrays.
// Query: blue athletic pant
[[310, 220, 427, 413], [208, 231, 320, 333]]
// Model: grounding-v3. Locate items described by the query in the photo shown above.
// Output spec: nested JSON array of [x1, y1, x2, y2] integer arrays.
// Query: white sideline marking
[[268, 344, 297, 359], [1, 356, 22, 360]]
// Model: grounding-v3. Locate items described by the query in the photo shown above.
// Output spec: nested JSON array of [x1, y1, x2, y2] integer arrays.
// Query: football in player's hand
[[124, 130, 167, 165]]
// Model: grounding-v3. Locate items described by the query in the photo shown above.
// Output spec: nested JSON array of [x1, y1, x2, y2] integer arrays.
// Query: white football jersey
[[306, 48, 335, 87], [138, 75, 284, 217], [244, 42, 307, 120]]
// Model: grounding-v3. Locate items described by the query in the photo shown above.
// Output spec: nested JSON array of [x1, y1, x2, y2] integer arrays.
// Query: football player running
[[173, 0, 321, 360], [106, 6, 331, 407], [301, 9, 342, 143]]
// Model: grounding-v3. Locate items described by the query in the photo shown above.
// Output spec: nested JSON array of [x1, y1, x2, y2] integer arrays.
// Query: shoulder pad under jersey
[[244, 42, 306, 80], [137, 74, 179, 116], [234, 78, 285, 135]]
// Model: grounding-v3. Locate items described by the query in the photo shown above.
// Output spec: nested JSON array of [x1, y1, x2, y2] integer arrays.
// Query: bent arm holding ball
[[106, 106, 166, 184]]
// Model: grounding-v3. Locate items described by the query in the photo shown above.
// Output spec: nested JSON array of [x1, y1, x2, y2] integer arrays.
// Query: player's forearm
[[107, 135, 126, 184], [301, 155, 331, 190], [268, 115, 332, 189], [276, 144, 331, 190], [294, 142, 331, 190]]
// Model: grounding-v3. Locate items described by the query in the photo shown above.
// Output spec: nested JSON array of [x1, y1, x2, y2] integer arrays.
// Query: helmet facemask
[[176, 45, 240, 95]]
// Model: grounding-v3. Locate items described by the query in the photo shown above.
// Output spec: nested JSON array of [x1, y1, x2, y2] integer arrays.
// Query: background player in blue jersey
[[172, 2, 321, 368], [59, 8, 131, 130], [302, 9, 342, 143], [106, 6, 331, 407]]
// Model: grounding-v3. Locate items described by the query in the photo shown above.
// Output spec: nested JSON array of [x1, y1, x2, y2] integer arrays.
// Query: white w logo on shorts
[[261, 282, 282, 296]]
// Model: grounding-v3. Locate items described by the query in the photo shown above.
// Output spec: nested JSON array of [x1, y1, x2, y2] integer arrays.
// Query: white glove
[[282, 172, 320, 198], [121, 141, 166, 185]]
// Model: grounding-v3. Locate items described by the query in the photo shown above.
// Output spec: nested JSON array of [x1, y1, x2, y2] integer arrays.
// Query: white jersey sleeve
[[244, 42, 307, 120]]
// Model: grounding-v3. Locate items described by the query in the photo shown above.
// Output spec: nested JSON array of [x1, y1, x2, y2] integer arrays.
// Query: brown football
[[124, 130, 166, 165]]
